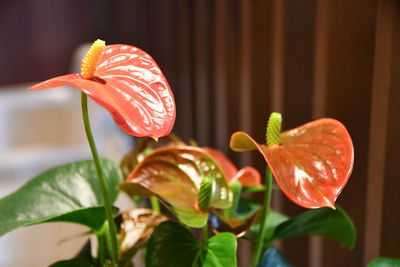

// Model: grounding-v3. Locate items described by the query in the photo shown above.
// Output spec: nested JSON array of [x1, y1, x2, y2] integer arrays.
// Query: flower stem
[[81, 93, 119, 266], [201, 223, 209, 244], [251, 166, 273, 267]]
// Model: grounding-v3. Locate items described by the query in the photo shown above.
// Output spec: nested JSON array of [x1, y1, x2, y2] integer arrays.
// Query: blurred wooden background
[[1, 0, 399, 266]]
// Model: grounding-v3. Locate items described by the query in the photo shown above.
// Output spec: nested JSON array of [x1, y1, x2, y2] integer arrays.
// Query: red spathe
[[231, 118, 354, 209], [29, 44, 176, 139]]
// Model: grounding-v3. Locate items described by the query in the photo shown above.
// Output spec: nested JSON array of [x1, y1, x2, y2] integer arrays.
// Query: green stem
[[81, 93, 119, 266], [150, 197, 160, 213], [97, 234, 106, 265], [201, 223, 209, 244], [251, 167, 273, 267]]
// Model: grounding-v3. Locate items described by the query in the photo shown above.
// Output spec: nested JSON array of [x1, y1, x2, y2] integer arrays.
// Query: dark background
[[1, 0, 399, 266]]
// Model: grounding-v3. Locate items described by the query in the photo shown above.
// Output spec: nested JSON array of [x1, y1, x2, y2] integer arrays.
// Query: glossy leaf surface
[[202, 232, 237, 267], [272, 205, 356, 249], [230, 118, 354, 208], [116, 208, 168, 256], [367, 257, 400, 267], [146, 221, 237, 267], [0, 159, 122, 236], [29, 44, 176, 138], [257, 248, 293, 267], [120, 135, 185, 177], [146, 221, 200, 267], [119, 146, 232, 228]]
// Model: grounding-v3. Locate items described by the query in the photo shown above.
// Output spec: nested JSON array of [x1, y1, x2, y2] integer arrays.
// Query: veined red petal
[[29, 44, 176, 138], [230, 119, 354, 209]]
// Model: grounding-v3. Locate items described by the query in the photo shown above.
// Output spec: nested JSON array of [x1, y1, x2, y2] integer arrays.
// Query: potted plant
[[0, 39, 363, 267]]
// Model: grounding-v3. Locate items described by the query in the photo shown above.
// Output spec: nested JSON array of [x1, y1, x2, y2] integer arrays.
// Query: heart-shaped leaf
[[119, 147, 232, 228], [30, 44, 176, 138], [230, 118, 354, 208], [0, 159, 122, 236], [202, 232, 237, 267], [145, 221, 200, 267], [257, 247, 293, 267], [272, 205, 356, 249], [367, 257, 400, 267], [146, 221, 237, 267]]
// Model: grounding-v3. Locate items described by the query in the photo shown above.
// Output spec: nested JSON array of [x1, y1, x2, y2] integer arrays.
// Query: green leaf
[[247, 210, 289, 243], [202, 233, 237, 267], [0, 159, 122, 236], [257, 247, 293, 267], [272, 205, 356, 249], [235, 198, 262, 220], [49, 257, 94, 267], [367, 257, 400, 267], [265, 211, 289, 240], [146, 221, 237, 267], [146, 221, 200, 267]]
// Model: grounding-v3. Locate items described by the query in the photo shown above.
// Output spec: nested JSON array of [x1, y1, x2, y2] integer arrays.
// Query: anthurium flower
[[119, 146, 260, 228], [29, 39, 176, 139], [230, 116, 354, 209], [119, 146, 234, 228]]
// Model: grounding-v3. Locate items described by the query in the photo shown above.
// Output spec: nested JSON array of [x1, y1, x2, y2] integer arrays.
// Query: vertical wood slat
[[193, 0, 211, 146], [321, 1, 376, 266], [364, 0, 394, 263], [224, 0, 242, 163], [269, 0, 285, 251], [309, 2, 330, 266], [379, 0, 400, 258], [250, 0, 273, 171], [237, 2, 253, 265], [238, 0, 253, 167], [270, 0, 285, 114], [312, 1, 329, 119], [214, 0, 229, 153], [174, 0, 194, 140], [279, 1, 316, 266]]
